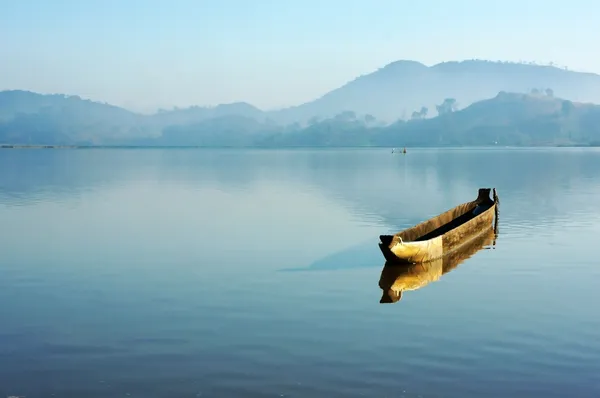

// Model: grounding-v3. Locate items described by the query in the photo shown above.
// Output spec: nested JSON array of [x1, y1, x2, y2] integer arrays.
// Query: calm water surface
[[0, 148, 599, 397]]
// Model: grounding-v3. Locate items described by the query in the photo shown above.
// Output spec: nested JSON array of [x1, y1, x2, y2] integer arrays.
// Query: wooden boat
[[379, 188, 498, 264], [379, 222, 497, 303]]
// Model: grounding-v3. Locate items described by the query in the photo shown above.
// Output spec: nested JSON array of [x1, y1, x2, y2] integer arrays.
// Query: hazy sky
[[1, 0, 598, 112]]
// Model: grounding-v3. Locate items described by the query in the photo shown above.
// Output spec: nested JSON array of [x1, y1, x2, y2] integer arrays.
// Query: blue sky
[[1, 0, 598, 112]]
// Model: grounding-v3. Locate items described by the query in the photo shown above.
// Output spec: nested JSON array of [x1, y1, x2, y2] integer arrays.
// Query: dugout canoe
[[378, 188, 499, 264], [379, 223, 497, 303]]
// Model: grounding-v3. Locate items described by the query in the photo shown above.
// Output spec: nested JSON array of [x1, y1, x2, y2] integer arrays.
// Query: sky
[[1, 0, 599, 113]]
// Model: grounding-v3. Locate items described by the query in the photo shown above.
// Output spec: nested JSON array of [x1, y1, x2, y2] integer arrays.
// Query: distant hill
[[3, 58, 600, 147], [269, 60, 600, 124], [373, 92, 600, 147], [257, 92, 600, 147], [150, 102, 268, 127], [0, 90, 151, 145], [0, 91, 269, 145], [2, 89, 600, 147], [5, 60, 600, 131], [149, 115, 280, 147]]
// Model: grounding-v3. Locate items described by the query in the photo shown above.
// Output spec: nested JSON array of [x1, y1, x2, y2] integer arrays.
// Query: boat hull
[[379, 188, 498, 264], [379, 224, 496, 303]]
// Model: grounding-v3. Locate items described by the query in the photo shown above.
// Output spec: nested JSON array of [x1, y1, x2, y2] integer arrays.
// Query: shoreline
[[1, 144, 600, 150]]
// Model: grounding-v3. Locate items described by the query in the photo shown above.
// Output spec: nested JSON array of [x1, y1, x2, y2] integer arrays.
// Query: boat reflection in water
[[378, 223, 497, 303]]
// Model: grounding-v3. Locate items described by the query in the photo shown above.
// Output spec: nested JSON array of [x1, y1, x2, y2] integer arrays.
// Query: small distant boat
[[378, 188, 498, 264]]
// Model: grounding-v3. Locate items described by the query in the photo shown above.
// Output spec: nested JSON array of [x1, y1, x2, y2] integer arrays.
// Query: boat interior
[[414, 201, 494, 241], [380, 188, 496, 245]]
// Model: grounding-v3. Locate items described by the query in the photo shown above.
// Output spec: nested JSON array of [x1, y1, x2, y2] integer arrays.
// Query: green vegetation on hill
[[375, 92, 600, 147], [1, 89, 600, 148], [257, 92, 600, 147], [0, 90, 152, 145]]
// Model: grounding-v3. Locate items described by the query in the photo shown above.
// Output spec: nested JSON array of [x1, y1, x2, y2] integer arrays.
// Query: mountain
[[3, 89, 600, 147], [257, 92, 600, 147], [0, 91, 271, 145], [150, 102, 268, 128], [269, 60, 600, 124], [3, 58, 600, 147], [149, 115, 280, 147], [373, 91, 600, 147], [0, 90, 151, 145]]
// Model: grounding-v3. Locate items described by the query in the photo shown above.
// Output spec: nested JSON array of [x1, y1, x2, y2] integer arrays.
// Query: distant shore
[[2, 144, 600, 150], [1, 144, 81, 149]]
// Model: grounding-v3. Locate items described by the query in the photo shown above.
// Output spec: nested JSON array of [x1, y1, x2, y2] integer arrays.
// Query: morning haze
[[1, 0, 599, 111], [2, 60, 600, 147], [2, 1, 600, 147]]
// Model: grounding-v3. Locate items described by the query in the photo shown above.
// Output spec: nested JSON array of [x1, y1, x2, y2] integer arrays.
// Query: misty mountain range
[[272, 59, 600, 124], [2, 59, 600, 147]]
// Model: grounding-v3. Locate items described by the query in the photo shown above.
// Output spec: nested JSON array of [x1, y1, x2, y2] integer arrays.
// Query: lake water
[[1, 148, 599, 398]]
